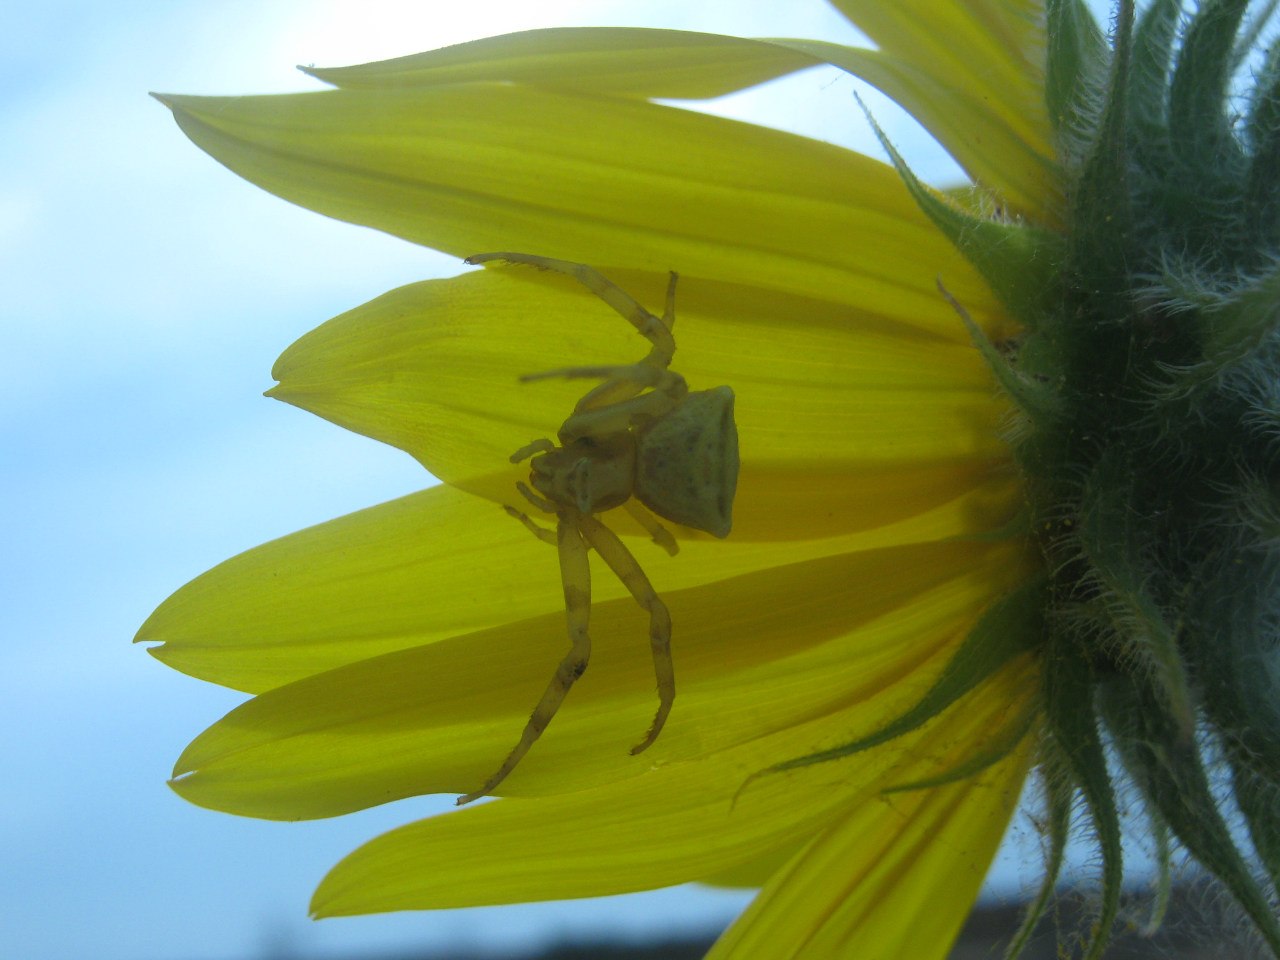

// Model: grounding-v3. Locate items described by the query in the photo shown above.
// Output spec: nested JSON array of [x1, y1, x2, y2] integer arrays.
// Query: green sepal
[[1118, 0, 1179, 265], [1138, 806, 1173, 936], [1004, 761, 1073, 960], [935, 280, 1064, 424], [1067, 0, 1135, 309], [1041, 636, 1123, 960], [881, 701, 1036, 795], [1160, 0, 1257, 263], [1099, 677, 1280, 955], [1230, 754, 1280, 891], [1076, 452, 1196, 737], [1151, 260, 1280, 401], [1244, 375, 1280, 442], [1044, 0, 1108, 139], [1128, 0, 1181, 139], [1245, 34, 1280, 244], [1198, 260, 1280, 371], [1169, 0, 1249, 165], [1230, 472, 1280, 550], [856, 98, 1067, 332], [764, 574, 1048, 776], [1244, 24, 1280, 149], [1232, 0, 1280, 74], [1184, 541, 1280, 786]]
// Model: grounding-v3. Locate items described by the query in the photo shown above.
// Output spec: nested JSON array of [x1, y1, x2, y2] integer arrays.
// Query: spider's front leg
[[556, 369, 689, 444], [467, 252, 679, 412], [458, 510, 593, 805], [466, 251, 676, 359], [503, 505, 557, 545]]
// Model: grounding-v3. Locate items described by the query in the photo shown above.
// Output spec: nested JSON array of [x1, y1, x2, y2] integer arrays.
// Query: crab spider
[[456, 252, 739, 805]]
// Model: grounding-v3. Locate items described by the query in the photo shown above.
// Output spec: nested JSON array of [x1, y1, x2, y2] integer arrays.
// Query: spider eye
[[635, 386, 739, 537]]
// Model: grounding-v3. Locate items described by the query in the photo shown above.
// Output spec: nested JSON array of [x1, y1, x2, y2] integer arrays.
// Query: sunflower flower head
[[141, 2, 1280, 957], [976, 2, 1280, 953]]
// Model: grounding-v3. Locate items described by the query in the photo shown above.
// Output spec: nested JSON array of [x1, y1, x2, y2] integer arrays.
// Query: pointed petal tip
[[262, 380, 308, 411], [264, 382, 299, 405], [166, 771, 192, 796], [132, 614, 161, 644], [309, 880, 344, 919]]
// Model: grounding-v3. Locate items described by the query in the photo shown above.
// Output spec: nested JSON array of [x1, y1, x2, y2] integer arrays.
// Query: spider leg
[[522, 363, 674, 416], [558, 371, 688, 443], [458, 513, 592, 805], [504, 505, 557, 545], [573, 378, 649, 413], [660, 269, 677, 333], [510, 438, 557, 463], [466, 252, 676, 363], [630, 271, 676, 378], [624, 501, 679, 557], [516, 481, 557, 514], [521, 364, 667, 385], [557, 268, 680, 418], [578, 514, 674, 756]]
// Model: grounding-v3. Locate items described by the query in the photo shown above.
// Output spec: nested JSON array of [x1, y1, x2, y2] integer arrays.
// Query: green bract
[[781, 1, 1280, 955]]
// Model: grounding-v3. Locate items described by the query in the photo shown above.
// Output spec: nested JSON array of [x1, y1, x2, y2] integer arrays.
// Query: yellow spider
[[457, 252, 740, 805]]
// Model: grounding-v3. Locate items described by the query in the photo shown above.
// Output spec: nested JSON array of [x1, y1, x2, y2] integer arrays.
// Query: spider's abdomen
[[634, 386, 738, 537]]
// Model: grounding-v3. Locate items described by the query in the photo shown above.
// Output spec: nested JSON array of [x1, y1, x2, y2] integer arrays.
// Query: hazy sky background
[[3, 3, 1062, 959]]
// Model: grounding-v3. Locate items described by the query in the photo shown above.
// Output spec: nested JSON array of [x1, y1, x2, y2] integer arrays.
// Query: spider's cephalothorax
[[456, 253, 738, 805]]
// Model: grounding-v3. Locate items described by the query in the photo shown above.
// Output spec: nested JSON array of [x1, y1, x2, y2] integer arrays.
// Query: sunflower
[[141, 1, 1280, 957]]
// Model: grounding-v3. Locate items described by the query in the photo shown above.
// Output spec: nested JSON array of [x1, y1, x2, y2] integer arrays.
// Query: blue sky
[[1, 3, 1058, 959]]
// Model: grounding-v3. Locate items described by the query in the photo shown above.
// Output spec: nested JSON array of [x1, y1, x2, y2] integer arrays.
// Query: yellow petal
[[139, 465, 1019, 694], [308, 654, 1036, 915], [138, 485, 540, 692], [829, 0, 1049, 143], [168, 536, 1028, 819], [155, 84, 1000, 322], [701, 843, 805, 889], [301, 23, 1057, 220], [304, 27, 816, 100], [270, 267, 1012, 496], [707, 738, 1032, 959], [773, 38, 1058, 222], [823, 0, 1059, 220]]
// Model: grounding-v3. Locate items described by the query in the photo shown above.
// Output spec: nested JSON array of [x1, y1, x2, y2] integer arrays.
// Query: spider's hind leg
[[458, 513, 593, 805], [625, 501, 678, 557], [579, 513, 674, 756]]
